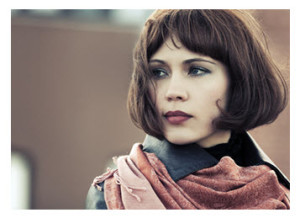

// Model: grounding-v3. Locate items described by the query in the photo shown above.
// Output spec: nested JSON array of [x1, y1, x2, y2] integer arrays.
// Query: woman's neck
[[196, 130, 231, 148]]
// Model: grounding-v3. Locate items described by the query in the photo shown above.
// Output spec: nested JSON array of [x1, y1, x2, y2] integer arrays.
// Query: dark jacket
[[85, 132, 290, 209]]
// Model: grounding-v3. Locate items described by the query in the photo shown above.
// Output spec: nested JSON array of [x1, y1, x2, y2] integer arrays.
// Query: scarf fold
[[93, 143, 290, 209]]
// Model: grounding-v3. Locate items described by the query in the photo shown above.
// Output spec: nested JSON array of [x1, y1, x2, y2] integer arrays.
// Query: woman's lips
[[164, 110, 192, 125]]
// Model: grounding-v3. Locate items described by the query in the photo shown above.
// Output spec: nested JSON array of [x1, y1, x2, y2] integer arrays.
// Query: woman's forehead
[[150, 37, 219, 65]]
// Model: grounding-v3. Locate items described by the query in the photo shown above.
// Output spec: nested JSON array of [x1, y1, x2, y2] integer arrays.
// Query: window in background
[[11, 9, 154, 27], [11, 151, 32, 209]]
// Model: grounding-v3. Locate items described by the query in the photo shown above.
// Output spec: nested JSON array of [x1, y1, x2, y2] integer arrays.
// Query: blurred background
[[11, 9, 290, 209]]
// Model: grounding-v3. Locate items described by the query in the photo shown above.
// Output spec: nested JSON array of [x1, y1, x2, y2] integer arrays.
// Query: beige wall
[[11, 10, 290, 209]]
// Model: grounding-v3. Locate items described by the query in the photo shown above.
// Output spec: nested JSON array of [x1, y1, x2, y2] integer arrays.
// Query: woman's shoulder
[[85, 143, 145, 209], [85, 167, 118, 209], [85, 181, 107, 209]]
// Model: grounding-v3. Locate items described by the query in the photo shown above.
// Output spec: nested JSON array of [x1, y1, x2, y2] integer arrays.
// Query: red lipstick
[[164, 110, 192, 125]]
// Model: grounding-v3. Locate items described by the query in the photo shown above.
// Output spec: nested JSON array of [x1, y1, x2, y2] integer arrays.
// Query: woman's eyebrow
[[149, 59, 165, 64], [183, 58, 216, 65], [149, 58, 216, 65]]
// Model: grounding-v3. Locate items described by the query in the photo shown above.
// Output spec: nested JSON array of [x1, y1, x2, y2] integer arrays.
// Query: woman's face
[[149, 37, 230, 147]]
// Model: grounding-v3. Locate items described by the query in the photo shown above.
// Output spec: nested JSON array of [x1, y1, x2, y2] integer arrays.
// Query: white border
[[3, 0, 300, 218]]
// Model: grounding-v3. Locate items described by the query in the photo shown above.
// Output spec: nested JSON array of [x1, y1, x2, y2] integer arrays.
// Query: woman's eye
[[152, 68, 168, 79], [189, 67, 211, 76]]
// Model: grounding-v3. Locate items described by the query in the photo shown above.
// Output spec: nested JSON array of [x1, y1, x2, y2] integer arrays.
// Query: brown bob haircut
[[127, 9, 288, 140]]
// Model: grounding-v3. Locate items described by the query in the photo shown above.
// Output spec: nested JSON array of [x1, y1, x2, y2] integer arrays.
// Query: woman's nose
[[165, 77, 188, 102]]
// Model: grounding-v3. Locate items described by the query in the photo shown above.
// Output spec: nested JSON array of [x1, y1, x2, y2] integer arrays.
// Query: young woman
[[86, 9, 290, 209]]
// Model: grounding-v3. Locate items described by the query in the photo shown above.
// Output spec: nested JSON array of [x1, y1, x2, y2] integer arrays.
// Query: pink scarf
[[93, 143, 290, 209]]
